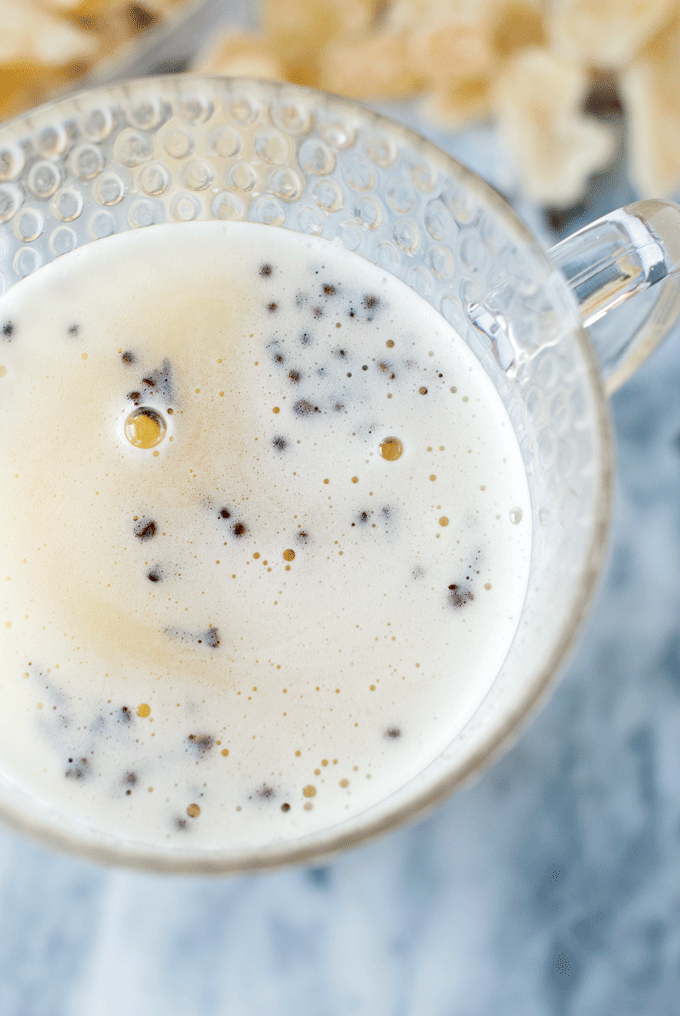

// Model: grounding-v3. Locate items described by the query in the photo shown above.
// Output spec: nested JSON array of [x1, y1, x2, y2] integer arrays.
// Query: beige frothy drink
[[0, 221, 530, 851]]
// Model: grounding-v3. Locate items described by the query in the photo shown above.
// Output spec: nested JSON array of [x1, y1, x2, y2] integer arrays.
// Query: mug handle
[[547, 199, 680, 394]]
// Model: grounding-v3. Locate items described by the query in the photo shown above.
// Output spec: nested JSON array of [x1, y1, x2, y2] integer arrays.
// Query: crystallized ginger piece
[[263, 0, 378, 85], [0, 0, 98, 66], [131, 0, 190, 11], [396, 0, 545, 127], [321, 30, 423, 100], [388, 0, 494, 82], [488, 0, 545, 59], [421, 75, 492, 128], [548, 0, 677, 69], [38, 0, 86, 10], [492, 48, 616, 206], [195, 32, 284, 81], [621, 10, 680, 196]]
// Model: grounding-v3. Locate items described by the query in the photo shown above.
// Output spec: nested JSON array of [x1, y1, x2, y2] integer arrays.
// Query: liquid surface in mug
[[0, 221, 531, 851]]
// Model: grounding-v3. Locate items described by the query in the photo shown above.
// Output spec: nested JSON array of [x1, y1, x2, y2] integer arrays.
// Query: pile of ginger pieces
[[197, 0, 680, 208], [0, 0, 190, 122], [2, 0, 680, 208]]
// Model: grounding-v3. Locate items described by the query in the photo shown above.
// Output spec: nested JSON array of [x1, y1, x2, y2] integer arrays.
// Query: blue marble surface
[[2, 116, 680, 1015]]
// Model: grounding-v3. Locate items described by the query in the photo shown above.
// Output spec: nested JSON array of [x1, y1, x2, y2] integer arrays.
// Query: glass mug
[[0, 76, 678, 873]]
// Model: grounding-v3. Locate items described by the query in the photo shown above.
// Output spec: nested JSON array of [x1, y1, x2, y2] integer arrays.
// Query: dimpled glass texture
[[0, 77, 611, 871]]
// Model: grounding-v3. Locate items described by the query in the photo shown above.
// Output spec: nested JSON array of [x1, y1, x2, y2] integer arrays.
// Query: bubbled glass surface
[[0, 77, 612, 870]]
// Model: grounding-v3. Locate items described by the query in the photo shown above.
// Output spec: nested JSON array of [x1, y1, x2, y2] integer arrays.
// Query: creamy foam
[[0, 221, 531, 851]]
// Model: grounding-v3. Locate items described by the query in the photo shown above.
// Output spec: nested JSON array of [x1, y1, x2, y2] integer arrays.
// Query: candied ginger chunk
[[622, 12, 680, 196], [548, 0, 677, 68], [492, 48, 616, 206]]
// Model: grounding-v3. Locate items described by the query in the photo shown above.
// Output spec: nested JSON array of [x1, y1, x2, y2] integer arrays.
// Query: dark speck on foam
[[447, 584, 474, 608], [293, 399, 319, 416], [134, 518, 157, 542], [65, 757, 90, 780], [187, 734, 214, 755], [200, 627, 220, 648]]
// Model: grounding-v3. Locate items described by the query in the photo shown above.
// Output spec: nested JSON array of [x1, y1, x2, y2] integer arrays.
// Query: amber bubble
[[379, 436, 403, 461], [124, 407, 166, 449]]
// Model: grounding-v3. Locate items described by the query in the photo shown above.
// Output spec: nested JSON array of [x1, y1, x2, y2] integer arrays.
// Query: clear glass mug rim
[[0, 73, 668, 873]]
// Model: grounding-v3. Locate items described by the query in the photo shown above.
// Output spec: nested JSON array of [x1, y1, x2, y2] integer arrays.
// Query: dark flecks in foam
[[123, 771, 137, 795], [447, 584, 474, 608], [272, 436, 287, 452], [198, 627, 220, 648], [385, 727, 401, 739], [218, 509, 248, 537], [322, 283, 337, 296], [312, 306, 323, 319], [134, 518, 157, 541], [67, 324, 80, 337], [128, 390, 141, 405], [165, 625, 220, 648], [255, 785, 275, 800], [143, 358, 174, 401], [175, 817, 188, 830], [267, 302, 278, 313], [187, 733, 214, 754], [412, 565, 425, 579], [281, 802, 291, 812], [259, 263, 273, 277], [297, 530, 309, 542], [378, 362, 395, 379], [294, 399, 320, 416], [90, 714, 106, 734], [300, 331, 312, 345], [119, 706, 133, 723], [2, 321, 14, 339], [288, 369, 301, 383], [147, 567, 163, 582], [65, 757, 90, 780], [121, 350, 135, 363]]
